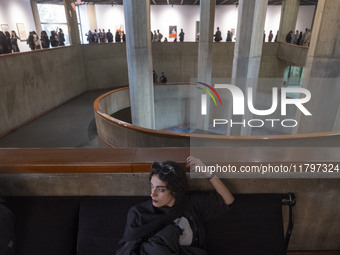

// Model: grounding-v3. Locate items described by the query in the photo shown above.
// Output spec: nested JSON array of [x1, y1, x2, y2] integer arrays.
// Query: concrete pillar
[[278, 0, 300, 43], [230, 0, 268, 136], [123, 0, 155, 129], [294, 0, 340, 134], [63, 0, 81, 45], [196, 0, 215, 131], [30, 0, 42, 36], [87, 4, 98, 31]]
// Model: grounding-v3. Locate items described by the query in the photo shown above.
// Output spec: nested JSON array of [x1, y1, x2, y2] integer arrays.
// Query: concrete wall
[[152, 42, 287, 83], [278, 43, 309, 67], [152, 43, 199, 83], [81, 43, 129, 90], [0, 46, 86, 136]]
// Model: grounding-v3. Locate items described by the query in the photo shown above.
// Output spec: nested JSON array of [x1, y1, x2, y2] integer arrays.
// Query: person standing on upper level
[[285, 31, 293, 44], [58, 28, 65, 46], [157, 29, 163, 42], [106, 29, 113, 43], [268, 30, 273, 42], [179, 29, 185, 42], [10, 31, 20, 52], [293, 30, 299, 44], [214, 27, 222, 42], [226, 30, 232, 42], [115, 30, 121, 43]]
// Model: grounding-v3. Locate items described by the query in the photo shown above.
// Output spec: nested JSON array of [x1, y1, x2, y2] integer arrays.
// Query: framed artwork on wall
[[17, 23, 27, 41], [16, 23, 27, 41], [1, 24, 9, 33], [169, 26, 177, 38]]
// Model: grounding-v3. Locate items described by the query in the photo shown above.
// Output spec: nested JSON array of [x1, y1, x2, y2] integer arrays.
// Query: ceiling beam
[[219, 0, 229, 4], [193, 0, 199, 5], [152, 0, 156, 4]]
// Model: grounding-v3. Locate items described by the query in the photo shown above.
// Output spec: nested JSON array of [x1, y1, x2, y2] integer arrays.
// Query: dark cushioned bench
[[3, 193, 295, 255]]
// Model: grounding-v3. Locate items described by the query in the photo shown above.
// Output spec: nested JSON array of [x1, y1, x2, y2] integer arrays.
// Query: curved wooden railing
[[94, 85, 340, 147]]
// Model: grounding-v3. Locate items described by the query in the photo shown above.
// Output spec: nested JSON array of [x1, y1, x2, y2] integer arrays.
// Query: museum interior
[[0, 0, 340, 254]]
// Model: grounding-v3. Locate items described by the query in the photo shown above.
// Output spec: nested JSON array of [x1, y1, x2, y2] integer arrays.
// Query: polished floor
[[0, 90, 110, 148]]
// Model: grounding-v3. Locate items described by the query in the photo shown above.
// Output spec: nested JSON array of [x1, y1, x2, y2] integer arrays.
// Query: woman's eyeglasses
[[152, 162, 177, 175]]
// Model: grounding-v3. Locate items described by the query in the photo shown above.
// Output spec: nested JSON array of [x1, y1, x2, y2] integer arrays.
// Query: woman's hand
[[186, 156, 204, 169], [186, 156, 234, 205], [186, 156, 213, 178]]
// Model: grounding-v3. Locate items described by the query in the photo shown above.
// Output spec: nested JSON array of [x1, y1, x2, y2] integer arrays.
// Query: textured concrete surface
[[124, 0, 155, 129], [295, 0, 340, 134], [0, 90, 109, 148], [0, 46, 86, 136], [278, 0, 300, 43]]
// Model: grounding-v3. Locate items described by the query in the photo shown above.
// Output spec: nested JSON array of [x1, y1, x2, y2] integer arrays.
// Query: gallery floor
[[0, 90, 110, 148]]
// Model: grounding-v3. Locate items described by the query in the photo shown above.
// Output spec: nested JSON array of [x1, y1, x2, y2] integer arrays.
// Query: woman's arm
[[186, 156, 235, 205]]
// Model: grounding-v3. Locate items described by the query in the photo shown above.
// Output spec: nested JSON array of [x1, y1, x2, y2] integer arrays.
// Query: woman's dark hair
[[150, 161, 188, 199]]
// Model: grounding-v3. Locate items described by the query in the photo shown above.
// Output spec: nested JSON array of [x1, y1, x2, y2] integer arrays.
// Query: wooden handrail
[[0, 147, 339, 174]]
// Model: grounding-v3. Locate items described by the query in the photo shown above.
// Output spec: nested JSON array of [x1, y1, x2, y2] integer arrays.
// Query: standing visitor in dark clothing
[[86, 30, 94, 44], [153, 70, 158, 84], [115, 30, 121, 42], [293, 30, 299, 44], [27, 31, 35, 50], [107, 29, 113, 43], [286, 31, 293, 43], [159, 72, 167, 83], [0, 31, 11, 54], [10, 31, 20, 52], [226, 30, 232, 42], [58, 28, 65, 46], [122, 31, 126, 42], [50, 31, 59, 47], [4, 32, 12, 53], [179, 29, 185, 42], [101, 29, 106, 43], [157, 29, 163, 42], [297, 31, 303, 45], [214, 27, 222, 42], [32, 31, 41, 49], [40, 30, 50, 49], [268, 30, 273, 42], [153, 30, 157, 42]]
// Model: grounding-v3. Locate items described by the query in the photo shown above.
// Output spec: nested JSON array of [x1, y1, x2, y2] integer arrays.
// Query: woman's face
[[150, 174, 175, 208]]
